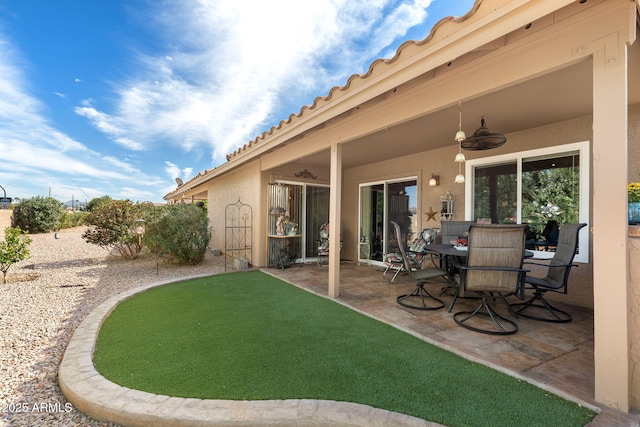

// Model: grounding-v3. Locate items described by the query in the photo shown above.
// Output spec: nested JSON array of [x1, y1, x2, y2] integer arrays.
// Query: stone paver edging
[[58, 274, 442, 427]]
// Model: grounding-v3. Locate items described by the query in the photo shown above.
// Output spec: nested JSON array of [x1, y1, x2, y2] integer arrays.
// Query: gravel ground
[[0, 227, 226, 427]]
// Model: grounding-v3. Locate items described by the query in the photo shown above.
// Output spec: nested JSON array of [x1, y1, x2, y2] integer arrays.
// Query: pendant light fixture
[[454, 102, 466, 184]]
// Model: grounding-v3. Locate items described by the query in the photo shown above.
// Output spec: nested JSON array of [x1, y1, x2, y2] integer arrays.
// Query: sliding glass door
[[359, 178, 417, 264], [268, 182, 329, 264], [304, 186, 330, 259]]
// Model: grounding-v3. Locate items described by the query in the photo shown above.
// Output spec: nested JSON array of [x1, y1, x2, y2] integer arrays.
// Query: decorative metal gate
[[225, 199, 253, 271]]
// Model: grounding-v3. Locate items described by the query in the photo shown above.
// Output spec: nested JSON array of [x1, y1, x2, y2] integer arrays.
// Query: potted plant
[[285, 220, 298, 235], [629, 182, 640, 224]]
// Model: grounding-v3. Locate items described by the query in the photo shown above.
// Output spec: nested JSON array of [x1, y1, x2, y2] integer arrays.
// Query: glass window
[[466, 142, 589, 262], [473, 162, 517, 224]]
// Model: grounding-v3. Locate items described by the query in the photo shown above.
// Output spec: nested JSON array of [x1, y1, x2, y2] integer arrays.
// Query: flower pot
[[630, 202, 640, 224]]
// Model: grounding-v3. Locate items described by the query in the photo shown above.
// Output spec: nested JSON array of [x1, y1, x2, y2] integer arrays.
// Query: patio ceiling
[[297, 40, 640, 170]]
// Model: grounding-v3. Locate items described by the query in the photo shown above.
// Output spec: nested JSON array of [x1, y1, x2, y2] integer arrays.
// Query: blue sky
[[0, 0, 474, 204]]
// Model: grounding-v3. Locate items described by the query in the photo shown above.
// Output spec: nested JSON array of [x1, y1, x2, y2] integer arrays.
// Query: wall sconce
[[429, 174, 440, 187]]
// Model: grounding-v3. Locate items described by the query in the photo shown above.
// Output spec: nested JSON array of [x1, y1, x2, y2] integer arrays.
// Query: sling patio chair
[[439, 220, 474, 245], [383, 227, 437, 282], [451, 224, 529, 335], [511, 223, 587, 322], [391, 221, 448, 311], [317, 223, 342, 266]]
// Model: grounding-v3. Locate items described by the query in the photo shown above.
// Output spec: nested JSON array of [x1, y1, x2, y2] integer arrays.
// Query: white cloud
[[164, 161, 194, 181], [76, 0, 438, 165], [0, 0, 445, 202], [75, 105, 145, 150]]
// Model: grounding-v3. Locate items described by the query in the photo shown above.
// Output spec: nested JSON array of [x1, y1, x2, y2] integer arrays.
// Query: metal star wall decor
[[424, 206, 438, 222]]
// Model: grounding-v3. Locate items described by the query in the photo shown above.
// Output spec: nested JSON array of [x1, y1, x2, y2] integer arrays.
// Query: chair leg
[[441, 281, 460, 313], [511, 290, 572, 323], [443, 284, 482, 313], [390, 266, 403, 282], [397, 284, 444, 311], [453, 297, 518, 335], [383, 264, 404, 282]]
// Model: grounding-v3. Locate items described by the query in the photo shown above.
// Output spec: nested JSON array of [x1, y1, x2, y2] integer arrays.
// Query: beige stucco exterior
[[0, 210, 13, 239], [166, 0, 640, 413]]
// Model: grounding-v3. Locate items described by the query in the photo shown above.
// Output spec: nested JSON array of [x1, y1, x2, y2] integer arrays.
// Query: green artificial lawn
[[94, 271, 595, 427]]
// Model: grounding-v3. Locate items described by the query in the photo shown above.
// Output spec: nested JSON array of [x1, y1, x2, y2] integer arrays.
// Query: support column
[[328, 142, 342, 297], [592, 40, 630, 411]]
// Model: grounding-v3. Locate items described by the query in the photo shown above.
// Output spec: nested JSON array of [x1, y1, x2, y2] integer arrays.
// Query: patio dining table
[[425, 243, 534, 259]]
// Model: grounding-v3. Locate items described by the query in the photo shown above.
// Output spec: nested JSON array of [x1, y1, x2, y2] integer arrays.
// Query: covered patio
[[165, 0, 640, 413], [265, 261, 639, 425]]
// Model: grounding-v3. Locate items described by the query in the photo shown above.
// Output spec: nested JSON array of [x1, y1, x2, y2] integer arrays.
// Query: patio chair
[[452, 224, 528, 335], [512, 223, 587, 322], [383, 227, 437, 282], [439, 220, 474, 245], [317, 223, 342, 265], [392, 221, 448, 310]]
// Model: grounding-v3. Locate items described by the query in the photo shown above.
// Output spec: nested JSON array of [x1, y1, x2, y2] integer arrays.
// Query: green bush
[[13, 196, 64, 233], [82, 199, 145, 260], [86, 195, 112, 212], [0, 227, 32, 284], [59, 211, 88, 229], [145, 204, 211, 265]]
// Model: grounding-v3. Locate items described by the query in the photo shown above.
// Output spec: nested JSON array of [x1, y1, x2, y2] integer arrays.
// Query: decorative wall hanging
[[294, 169, 317, 179]]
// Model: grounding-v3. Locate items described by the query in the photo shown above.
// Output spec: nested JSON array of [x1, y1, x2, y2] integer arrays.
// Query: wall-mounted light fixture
[[429, 174, 440, 187]]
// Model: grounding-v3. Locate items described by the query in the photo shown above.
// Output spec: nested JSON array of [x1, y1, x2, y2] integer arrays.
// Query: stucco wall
[[627, 104, 640, 408], [0, 209, 13, 239], [630, 104, 640, 181], [629, 105, 640, 408], [629, 233, 640, 408], [206, 159, 265, 268]]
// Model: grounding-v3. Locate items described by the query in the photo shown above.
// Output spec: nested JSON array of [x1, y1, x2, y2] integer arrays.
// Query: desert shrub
[[135, 203, 166, 255], [82, 199, 144, 260], [59, 211, 88, 229], [0, 227, 32, 284], [13, 196, 64, 233], [146, 203, 211, 265], [86, 195, 112, 212]]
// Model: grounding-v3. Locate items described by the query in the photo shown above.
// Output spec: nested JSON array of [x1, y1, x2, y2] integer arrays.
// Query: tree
[[146, 203, 211, 265], [86, 195, 112, 212], [0, 227, 32, 284], [13, 196, 64, 233], [82, 199, 145, 259]]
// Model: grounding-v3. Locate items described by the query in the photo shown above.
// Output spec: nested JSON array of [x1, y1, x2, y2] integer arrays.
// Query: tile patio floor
[[266, 261, 640, 426]]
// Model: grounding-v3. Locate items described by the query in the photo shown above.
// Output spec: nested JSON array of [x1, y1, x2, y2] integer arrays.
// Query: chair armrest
[[449, 257, 465, 269], [459, 265, 529, 273], [523, 261, 578, 269], [457, 265, 529, 299]]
